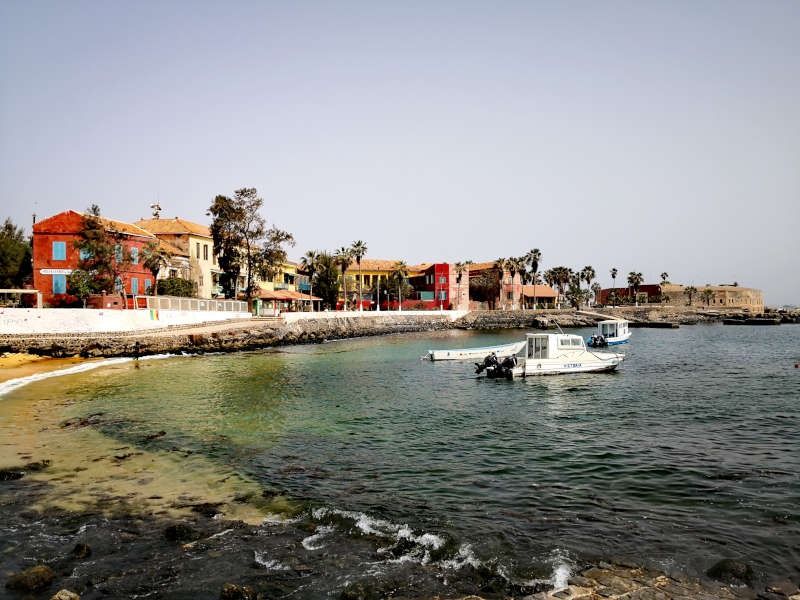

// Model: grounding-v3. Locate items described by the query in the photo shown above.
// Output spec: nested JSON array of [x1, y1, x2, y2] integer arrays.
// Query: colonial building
[[135, 217, 220, 298], [467, 261, 557, 310], [598, 283, 764, 311], [32, 210, 156, 306], [407, 263, 463, 310]]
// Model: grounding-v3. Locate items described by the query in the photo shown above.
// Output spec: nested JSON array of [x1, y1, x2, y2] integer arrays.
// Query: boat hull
[[428, 341, 526, 361]]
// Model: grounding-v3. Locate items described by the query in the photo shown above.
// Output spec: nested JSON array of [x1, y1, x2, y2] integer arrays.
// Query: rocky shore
[[1, 307, 795, 360]]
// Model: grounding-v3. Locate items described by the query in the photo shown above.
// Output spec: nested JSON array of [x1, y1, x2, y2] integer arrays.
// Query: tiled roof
[[136, 217, 212, 238], [257, 289, 321, 301], [349, 259, 405, 271], [156, 238, 188, 257], [95, 215, 156, 239], [468, 261, 500, 272]]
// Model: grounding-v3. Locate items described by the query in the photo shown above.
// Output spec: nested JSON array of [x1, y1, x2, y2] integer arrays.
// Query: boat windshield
[[527, 336, 548, 359]]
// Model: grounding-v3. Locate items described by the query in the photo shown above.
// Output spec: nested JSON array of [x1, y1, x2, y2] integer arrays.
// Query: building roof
[[33, 210, 156, 239], [468, 261, 500, 272], [257, 289, 321, 301], [157, 238, 188, 257], [348, 258, 405, 272], [136, 217, 212, 238]]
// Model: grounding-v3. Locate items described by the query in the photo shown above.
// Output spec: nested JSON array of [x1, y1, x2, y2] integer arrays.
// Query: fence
[[136, 295, 248, 313]]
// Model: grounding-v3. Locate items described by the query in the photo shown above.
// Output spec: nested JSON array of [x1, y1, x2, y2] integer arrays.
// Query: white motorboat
[[475, 332, 624, 378], [428, 340, 526, 361], [587, 319, 631, 348]]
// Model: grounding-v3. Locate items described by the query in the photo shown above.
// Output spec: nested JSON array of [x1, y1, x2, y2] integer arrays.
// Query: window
[[131, 277, 139, 295], [198, 274, 204, 287], [115, 277, 124, 293], [169, 269, 178, 278], [203, 244, 208, 260], [507, 292, 513, 300], [438, 290, 447, 300], [52, 274, 66, 294], [439, 276, 446, 284], [115, 244, 123, 263], [52, 241, 66, 261], [144, 279, 152, 293], [196, 242, 200, 258], [130, 247, 139, 264]]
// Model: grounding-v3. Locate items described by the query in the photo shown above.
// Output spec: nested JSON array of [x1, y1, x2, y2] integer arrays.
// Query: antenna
[[149, 203, 162, 219]]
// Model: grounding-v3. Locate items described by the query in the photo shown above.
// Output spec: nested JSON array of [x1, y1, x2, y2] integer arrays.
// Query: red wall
[[32, 211, 154, 307]]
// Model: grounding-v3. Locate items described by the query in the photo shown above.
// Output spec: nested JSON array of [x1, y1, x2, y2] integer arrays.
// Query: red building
[[33, 210, 157, 307]]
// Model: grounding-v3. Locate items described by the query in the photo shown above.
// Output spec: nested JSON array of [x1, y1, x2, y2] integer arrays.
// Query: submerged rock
[[220, 583, 257, 599], [164, 522, 201, 542], [0, 468, 25, 481], [707, 558, 755, 586], [5, 564, 56, 592], [71, 542, 92, 559]]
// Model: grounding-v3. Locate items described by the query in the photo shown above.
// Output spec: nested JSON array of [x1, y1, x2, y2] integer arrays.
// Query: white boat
[[587, 319, 631, 347], [428, 340, 526, 361], [476, 332, 624, 378]]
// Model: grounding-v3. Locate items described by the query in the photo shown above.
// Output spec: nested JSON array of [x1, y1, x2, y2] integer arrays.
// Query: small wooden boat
[[428, 340, 526, 361]]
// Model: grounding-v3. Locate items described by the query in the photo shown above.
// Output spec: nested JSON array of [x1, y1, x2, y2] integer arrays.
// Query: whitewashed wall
[[281, 310, 467, 324], [0, 308, 251, 334]]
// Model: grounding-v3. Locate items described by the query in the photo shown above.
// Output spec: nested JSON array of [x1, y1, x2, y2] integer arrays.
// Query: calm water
[[3, 323, 800, 590]]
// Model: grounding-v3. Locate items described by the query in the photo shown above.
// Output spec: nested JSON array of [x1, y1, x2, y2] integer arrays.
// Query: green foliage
[[312, 252, 340, 309], [73, 207, 130, 294], [157, 277, 197, 297], [700, 288, 715, 306], [142, 241, 172, 291], [208, 188, 294, 299], [683, 285, 698, 305], [66, 269, 94, 307], [388, 261, 413, 302], [0, 218, 32, 288]]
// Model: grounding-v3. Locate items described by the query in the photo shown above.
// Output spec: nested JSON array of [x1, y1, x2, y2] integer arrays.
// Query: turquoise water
[[4, 324, 800, 586]]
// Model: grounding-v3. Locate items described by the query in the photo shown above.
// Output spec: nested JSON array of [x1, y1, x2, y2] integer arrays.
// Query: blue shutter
[[52, 274, 66, 294], [115, 245, 123, 263], [144, 279, 152, 293], [130, 247, 139, 264], [52, 241, 66, 261], [115, 277, 124, 293], [131, 278, 139, 295]]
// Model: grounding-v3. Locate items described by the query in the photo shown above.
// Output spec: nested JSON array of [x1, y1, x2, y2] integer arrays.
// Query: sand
[[0, 353, 91, 384]]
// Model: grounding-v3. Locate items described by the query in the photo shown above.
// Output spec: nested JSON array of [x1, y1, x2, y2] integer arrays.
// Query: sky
[[1, 1, 798, 305]]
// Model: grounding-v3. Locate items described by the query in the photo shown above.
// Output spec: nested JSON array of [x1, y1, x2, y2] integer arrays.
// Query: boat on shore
[[474, 332, 624, 378], [587, 319, 631, 347], [427, 340, 526, 361]]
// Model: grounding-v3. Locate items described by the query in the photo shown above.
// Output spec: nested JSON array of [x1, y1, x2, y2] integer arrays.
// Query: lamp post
[[376, 275, 380, 312]]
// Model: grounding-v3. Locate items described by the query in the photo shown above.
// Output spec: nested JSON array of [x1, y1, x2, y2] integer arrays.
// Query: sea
[[1, 323, 798, 598]]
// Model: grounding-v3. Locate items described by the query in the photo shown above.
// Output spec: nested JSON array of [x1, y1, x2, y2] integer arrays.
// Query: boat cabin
[[598, 320, 628, 339], [524, 333, 585, 359]]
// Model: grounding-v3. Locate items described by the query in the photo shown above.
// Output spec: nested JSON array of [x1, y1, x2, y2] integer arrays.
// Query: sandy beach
[[0, 352, 92, 384]]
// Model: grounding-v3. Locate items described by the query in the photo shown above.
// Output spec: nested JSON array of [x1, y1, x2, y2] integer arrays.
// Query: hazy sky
[[2, 1, 798, 304]]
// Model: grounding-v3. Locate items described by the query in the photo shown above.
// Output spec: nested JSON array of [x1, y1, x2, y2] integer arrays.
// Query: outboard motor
[[475, 352, 499, 375], [483, 354, 517, 379], [589, 334, 607, 348]]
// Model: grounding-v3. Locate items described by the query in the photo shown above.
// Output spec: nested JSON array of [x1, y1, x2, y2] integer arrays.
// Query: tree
[[581, 265, 596, 292], [257, 226, 295, 288], [610, 268, 618, 304], [683, 285, 698, 306], [454, 261, 468, 310], [67, 269, 93, 307], [157, 277, 196, 297], [565, 274, 589, 308], [207, 194, 243, 298], [700, 288, 715, 306], [627, 271, 644, 304], [508, 257, 524, 309], [334, 247, 353, 310], [390, 261, 410, 310], [313, 252, 340, 309], [494, 258, 508, 308], [300, 250, 319, 309], [142, 240, 172, 296], [547, 266, 573, 307], [0, 218, 32, 288], [73, 205, 130, 300], [350, 240, 368, 311], [207, 188, 292, 299], [591, 282, 602, 306], [469, 269, 501, 309], [660, 272, 669, 284], [525, 248, 542, 310]]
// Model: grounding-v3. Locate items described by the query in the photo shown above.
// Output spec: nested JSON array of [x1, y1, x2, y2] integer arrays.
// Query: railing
[[135, 295, 248, 313]]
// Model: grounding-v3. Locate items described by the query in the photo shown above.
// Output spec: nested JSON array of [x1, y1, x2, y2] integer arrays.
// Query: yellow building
[[254, 260, 319, 314], [661, 283, 764, 311], [136, 217, 221, 298]]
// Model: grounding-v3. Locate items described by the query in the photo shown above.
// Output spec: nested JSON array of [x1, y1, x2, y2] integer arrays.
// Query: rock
[[766, 580, 800, 596], [163, 523, 200, 542], [71, 542, 92, 559], [189, 502, 223, 517], [51, 590, 80, 600], [0, 468, 25, 481], [5, 564, 56, 591], [706, 558, 755, 586], [220, 583, 256, 599]]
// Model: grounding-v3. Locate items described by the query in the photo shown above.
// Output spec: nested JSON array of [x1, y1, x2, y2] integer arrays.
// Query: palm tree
[[334, 247, 353, 310], [581, 265, 596, 292], [494, 258, 508, 309], [684, 285, 698, 306], [350, 240, 368, 311], [660, 272, 669, 284], [300, 250, 319, 311], [508, 257, 523, 310], [591, 282, 602, 306], [610, 267, 618, 304], [525, 248, 541, 310], [700, 288, 715, 306], [391, 261, 409, 310], [627, 271, 644, 304], [142, 240, 172, 297], [454, 262, 468, 310]]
